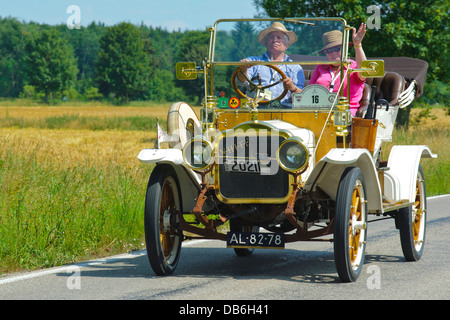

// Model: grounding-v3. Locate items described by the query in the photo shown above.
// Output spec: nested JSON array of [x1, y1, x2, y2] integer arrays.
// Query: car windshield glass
[[210, 19, 346, 110], [213, 19, 345, 62]]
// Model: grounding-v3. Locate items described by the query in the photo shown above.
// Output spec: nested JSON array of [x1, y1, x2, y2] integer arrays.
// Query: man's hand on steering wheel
[[231, 63, 289, 104], [281, 78, 301, 93]]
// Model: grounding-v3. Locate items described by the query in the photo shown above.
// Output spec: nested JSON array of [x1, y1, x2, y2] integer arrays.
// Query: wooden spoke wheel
[[334, 167, 368, 282], [144, 165, 182, 275], [397, 164, 427, 261]]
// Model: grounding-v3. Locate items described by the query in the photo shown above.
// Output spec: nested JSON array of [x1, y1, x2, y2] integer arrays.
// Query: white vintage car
[[138, 18, 436, 282]]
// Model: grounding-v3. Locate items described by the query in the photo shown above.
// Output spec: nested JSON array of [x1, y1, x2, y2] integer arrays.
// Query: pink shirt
[[309, 60, 365, 116]]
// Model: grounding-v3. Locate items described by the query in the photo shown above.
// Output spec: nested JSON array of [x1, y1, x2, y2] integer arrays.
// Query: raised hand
[[352, 23, 366, 47]]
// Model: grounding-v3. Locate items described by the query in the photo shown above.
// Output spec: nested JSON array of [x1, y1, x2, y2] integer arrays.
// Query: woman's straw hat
[[319, 30, 343, 53], [258, 22, 298, 45]]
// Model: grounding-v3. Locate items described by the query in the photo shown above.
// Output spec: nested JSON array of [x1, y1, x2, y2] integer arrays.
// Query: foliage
[[418, 80, 450, 106], [0, 17, 26, 98], [23, 28, 78, 101], [56, 22, 107, 94], [147, 69, 185, 102], [96, 22, 154, 102], [253, 0, 448, 81], [0, 1, 447, 105], [231, 21, 260, 61], [175, 30, 210, 104]]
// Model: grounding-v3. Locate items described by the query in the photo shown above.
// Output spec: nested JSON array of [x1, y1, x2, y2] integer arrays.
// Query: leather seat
[[356, 72, 405, 117]]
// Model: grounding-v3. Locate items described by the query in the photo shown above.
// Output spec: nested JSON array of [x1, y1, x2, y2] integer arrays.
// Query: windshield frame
[[204, 17, 350, 102], [210, 17, 349, 66]]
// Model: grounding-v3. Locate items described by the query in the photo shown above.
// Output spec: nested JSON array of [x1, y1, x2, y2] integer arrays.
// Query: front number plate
[[224, 160, 261, 173], [226, 232, 285, 249]]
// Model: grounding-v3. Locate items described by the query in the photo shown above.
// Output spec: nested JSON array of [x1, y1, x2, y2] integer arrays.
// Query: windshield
[[213, 18, 346, 62], [208, 18, 348, 110]]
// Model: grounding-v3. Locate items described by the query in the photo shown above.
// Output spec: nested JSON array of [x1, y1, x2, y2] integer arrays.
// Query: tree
[[147, 69, 184, 102], [24, 28, 78, 101], [175, 30, 210, 104], [57, 22, 107, 94], [96, 22, 154, 102], [254, 0, 448, 82], [231, 21, 259, 61], [0, 17, 26, 97]]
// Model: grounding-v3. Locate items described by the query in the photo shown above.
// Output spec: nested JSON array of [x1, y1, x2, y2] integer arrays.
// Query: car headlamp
[[182, 137, 215, 171], [277, 137, 309, 173]]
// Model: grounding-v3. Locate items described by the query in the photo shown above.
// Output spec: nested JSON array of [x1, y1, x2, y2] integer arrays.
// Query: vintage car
[[138, 18, 436, 282]]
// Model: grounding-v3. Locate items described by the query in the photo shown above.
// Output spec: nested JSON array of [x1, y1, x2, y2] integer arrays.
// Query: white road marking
[[0, 239, 211, 285]]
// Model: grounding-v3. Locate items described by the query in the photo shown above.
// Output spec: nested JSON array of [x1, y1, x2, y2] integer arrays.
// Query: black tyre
[[397, 164, 426, 261], [144, 165, 182, 275], [334, 167, 368, 282]]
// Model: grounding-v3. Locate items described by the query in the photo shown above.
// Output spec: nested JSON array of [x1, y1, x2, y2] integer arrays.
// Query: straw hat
[[258, 22, 298, 45], [318, 30, 343, 53]]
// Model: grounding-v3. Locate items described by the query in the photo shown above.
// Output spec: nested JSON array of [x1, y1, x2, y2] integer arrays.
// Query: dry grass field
[[0, 101, 172, 273], [0, 101, 447, 273]]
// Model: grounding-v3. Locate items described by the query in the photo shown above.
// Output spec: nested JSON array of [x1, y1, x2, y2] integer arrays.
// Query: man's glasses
[[323, 46, 341, 54]]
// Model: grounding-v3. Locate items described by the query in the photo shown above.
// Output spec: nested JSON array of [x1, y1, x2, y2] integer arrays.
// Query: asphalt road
[[1, 195, 449, 303]]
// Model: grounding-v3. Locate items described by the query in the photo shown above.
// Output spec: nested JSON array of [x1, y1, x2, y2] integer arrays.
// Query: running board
[[382, 199, 414, 213]]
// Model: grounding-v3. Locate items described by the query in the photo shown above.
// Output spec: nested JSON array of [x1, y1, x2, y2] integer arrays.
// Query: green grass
[[0, 136, 152, 273], [0, 114, 163, 131], [387, 126, 449, 196]]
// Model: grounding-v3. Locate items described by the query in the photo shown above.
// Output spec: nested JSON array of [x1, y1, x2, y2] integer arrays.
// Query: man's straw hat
[[258, 22, 298, 45], [319, 30, 343, 53]]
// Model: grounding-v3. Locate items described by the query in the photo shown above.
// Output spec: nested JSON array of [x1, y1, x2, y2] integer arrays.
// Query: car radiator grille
[[217, 135, 289, 200]]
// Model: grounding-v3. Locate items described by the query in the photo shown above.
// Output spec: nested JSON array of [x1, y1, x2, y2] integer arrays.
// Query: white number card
[[292, 84, 338, 111]]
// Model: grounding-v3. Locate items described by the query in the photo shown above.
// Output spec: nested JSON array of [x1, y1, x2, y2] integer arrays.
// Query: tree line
[[0, 17, 206, 103], [0, 0, 447, 105]]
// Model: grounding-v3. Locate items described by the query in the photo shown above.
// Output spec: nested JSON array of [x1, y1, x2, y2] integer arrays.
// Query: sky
[[1, 0, 261, 31]]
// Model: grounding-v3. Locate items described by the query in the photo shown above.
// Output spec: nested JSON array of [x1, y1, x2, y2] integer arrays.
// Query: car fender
[[167, 102, 201, 149], [387, 145, 437, 203], [138, 148, 184, 165], [138, 148, 202, 212], [304, 148, 382, 213]]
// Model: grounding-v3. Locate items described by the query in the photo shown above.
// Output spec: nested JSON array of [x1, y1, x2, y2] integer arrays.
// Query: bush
[[419, 80, 450, 106], [19, 85, 36, 99], [84, 86, 103, 101], [62, 87, 82, 101]]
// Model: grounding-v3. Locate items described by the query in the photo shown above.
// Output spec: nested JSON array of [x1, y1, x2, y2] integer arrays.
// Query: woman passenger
[[309, 23, 367, 116]]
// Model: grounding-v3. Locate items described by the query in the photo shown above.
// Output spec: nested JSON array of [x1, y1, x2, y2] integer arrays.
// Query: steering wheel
[[231, 64, 288, 105]]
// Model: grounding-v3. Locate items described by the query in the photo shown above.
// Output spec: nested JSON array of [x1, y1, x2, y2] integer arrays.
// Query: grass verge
[[0, 132, 153, 273]]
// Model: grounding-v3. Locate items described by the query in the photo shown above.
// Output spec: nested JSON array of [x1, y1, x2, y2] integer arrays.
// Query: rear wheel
[[397, 165, 426, 261], [334, 167, 368, 282], [144, 165, 182, 275]]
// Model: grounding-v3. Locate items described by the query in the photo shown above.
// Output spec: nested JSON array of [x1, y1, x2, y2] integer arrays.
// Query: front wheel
[[397, 164, 426, 261], [144, 165, 182, 275], [334, 167, 368, 282]]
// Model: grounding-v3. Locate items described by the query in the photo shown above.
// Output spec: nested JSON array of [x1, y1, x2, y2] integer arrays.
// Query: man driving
[[237, 22, 305, 107]]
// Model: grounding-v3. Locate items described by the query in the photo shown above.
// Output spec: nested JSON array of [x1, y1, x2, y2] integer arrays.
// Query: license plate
[[227, 232, 285, 249], [224, 160, 261, 173]]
